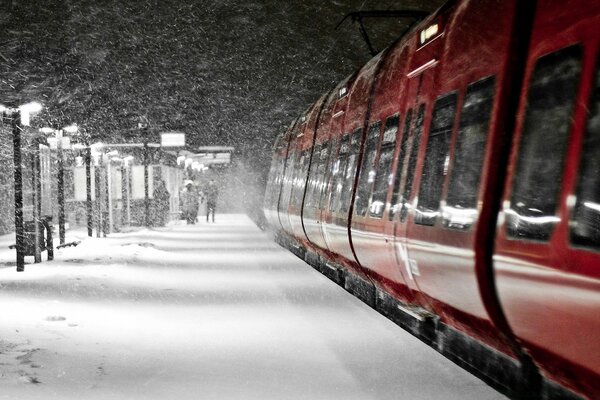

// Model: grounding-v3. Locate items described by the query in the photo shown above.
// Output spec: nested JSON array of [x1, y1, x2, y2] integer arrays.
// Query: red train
[[263, 0, 600, 398]]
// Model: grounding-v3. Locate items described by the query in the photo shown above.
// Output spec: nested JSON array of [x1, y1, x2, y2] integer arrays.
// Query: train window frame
[[506, 45, 583, 242], [329, 134, 351, 214], [570, 56, 600, 251], [355, 121, 382, 217], [309, 142, 331, 210], [318, 136, 340, 211], [291, 149, 311, 209], [369, 114, 400, 219], [443, 76, 497, 231], [400, 104, 426, 223], [304, 143, 323, 210], [415, 92, 458, 227], [389, 110, 413, 221], [339, 129, 363, 216]]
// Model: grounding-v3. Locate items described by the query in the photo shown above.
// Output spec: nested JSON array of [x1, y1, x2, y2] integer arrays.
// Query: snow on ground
[[0, 214, 505, 400]]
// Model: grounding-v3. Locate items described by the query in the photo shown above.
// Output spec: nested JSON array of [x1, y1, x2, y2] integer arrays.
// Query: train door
[[392, 69, 434, 296]]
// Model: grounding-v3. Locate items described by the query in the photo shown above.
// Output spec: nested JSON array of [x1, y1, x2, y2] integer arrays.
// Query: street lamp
[[39, 124, 78, 245], [0, 101, 43, 271]]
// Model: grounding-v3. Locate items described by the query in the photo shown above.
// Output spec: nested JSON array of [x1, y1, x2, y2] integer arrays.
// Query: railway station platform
[[0, 215, 504, 399]]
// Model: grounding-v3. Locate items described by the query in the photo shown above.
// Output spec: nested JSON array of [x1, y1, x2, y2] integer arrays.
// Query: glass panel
[[507, 46, 582, 241], [304, 144, 322, 210], [355, 122, 382, 216], [416, 93, 457, 226], [339, 129, 362, 215], [400, 105, 425, 223], [291, 150, 310, 208], [318, 136, 340, 210], [571, 59, 600, 250], [329, 134, 350, 213], [389, 110, 412, 220], [444, 76, 496, 230], [370, 114, 399, 219]]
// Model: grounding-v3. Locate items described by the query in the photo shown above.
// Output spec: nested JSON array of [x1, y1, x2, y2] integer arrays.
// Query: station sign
[[160, 132, 185, 147]]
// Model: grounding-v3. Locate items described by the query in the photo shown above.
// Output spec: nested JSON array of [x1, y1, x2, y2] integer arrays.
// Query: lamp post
[[40, 124, 77, 245], [0, 102, 43, 272]]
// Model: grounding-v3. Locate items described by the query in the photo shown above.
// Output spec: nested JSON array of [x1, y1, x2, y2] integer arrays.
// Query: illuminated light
[[184, 158, 193, 167], [419, 23, 439, 45], [39, 127, 55, 134], [332, 110, 344, 118], [63, 124, 78, 134], [123, 155, 134, 162], [414, 208, 439, 219], [177, 155, 186, 165], [503, 208, 561, 224], [442, 206, 479, 227], [367, 170, 376, 183], [19, 101, 43, 114], [338, 87, 348, 98], [567, 194, 577, 208], [369, 201, 384, 215], [75, 156, 84, 167], [583, 201, 600, 213], [0, 104, 7, 113], [47, 137, 58, 149], [407, 59, 438, 78], [161, 132, 185, 147]]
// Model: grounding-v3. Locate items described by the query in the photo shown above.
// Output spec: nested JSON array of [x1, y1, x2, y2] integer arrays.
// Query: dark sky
[[1, 0, 444, 172]]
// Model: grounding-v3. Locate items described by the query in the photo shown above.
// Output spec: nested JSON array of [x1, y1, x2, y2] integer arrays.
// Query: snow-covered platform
[[0, 215, 504, 399]]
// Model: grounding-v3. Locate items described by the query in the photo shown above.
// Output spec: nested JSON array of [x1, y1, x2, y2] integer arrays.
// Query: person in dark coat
[[205, 179, 218, 223], [180, 180, 199, 224]]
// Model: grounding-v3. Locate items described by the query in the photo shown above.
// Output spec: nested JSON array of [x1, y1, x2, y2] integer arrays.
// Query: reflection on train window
[[507, 45, 582, 241], [304, 144, 323, 210], [318, 136, 340, 211], [280, 147, 298, 211], [571, 59, 600, 250], [355, 122, 382, 216], [307, 142, 330, 210], [292, 150, 310, 209], [400, 105, 426, 223], [389, 110, 412, 220], [339, 129, 363, 215], [329, 134, 350, 213], [416, 93, 457, 226], [370, 114, 399, 218], [443, 76, 496, 230]]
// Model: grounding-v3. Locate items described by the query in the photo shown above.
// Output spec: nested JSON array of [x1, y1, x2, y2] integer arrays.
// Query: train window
[[416, 93, 457, 226], [312, 142, 331, 210], [400, 105, 426, 223], [291, 150, 310, 209], [389, 110, 413, 221], [308, 143, 331, 209], [570, 59, 600, 250], [370, 114, 399, 219], [355, 122, 382, 216], [283, 147, 299, 208], [339, 129, 363, 215], [443, 76, 496, 230], [507, 45, 582, 241], [329, 134, 350, 213], [318, 136, 340, 210], [304, 144, 323, 210]]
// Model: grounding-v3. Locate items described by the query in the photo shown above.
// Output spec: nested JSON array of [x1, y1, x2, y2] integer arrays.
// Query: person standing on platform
[[205, 178, 219, 223], [180, 180, 199, 225]]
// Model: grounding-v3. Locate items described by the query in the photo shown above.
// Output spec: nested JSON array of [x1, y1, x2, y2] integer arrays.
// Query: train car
[[264, 0, 600, 398]]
